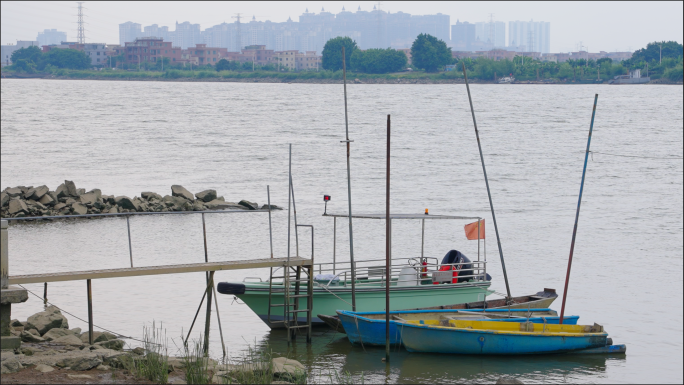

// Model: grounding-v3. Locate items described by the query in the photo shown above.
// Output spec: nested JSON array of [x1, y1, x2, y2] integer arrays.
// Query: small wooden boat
[[401, 319, 608, 355], [337, 308, 578, 346], [319, 289, 558, 334]]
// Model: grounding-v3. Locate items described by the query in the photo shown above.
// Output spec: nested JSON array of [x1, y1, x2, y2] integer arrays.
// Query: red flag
[[464, 219, 485, 240]]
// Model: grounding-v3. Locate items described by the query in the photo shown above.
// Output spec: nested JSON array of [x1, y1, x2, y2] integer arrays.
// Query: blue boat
[[337, 309, 579, 346], [400, 319, 608, 355]]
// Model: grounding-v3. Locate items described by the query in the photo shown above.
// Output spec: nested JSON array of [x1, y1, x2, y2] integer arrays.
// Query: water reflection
[[253, 329, 624, 384]]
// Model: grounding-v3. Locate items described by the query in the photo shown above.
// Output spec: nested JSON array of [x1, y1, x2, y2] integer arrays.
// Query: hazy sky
[[1, 1, 682, 52]]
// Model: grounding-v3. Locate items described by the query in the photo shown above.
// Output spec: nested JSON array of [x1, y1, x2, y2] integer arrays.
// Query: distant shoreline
[[2, 73, 681, 85]]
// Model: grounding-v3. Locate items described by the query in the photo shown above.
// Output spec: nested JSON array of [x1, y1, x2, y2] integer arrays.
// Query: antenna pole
[[341, 46, 356, 311], [461, 62, 512, 301], [560, 94, 598, 324]]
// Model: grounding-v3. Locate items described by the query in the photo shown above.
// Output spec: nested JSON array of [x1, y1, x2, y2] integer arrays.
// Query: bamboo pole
[[560, 94, 599, 324]]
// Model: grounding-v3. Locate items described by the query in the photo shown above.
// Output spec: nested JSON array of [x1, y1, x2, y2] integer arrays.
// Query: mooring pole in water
[[43, 282, 48, 307], [341, 46, 357, 312], [87, 279, 93, 345], [560, 94, 598, 324], [287, 144, 292, 343], [385, 114, 391, 363], [267, 186, 274, 259], [461, 62, 512, 301]]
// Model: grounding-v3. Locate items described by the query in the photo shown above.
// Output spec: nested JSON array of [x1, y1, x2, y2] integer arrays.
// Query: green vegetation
[[411, 33, 452, 72], [622, 41, 683, 81], [7, 46, 90, 73], [321, 36, 358, 71], [134, 322, 170, 384], [351, 48, 407, 74]]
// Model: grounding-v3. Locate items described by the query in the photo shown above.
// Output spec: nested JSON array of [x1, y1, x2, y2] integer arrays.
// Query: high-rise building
[[451, 21, 476, 50], [172, 21, 201, 49], [119, 22, 142, 45], [508, 20, 550, 53], [474, 21, 505, 48], [37, 29, 67, 46], [143, 24, 170, 41]]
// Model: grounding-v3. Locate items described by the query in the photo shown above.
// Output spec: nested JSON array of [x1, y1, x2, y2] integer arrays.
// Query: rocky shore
[[1, 180, 280, 219], [2, 306, 307, 384]]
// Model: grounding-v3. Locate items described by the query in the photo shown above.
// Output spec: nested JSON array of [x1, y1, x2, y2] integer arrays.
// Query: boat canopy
[[323, 213, 481, 220]]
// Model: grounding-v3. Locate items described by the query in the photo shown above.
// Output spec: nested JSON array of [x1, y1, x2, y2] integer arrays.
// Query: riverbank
[[1, 181, 279, 219], [3, 72, 681, 85]]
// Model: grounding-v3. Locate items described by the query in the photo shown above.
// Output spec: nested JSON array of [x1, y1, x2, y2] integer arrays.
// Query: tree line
[[6, 45, 91, 73]]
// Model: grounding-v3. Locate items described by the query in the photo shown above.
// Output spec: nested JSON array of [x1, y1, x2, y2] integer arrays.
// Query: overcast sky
[[1, 1, 682, 52]]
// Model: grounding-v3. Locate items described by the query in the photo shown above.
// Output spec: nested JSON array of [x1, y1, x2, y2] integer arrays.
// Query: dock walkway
[[8, 257, 312, 284]]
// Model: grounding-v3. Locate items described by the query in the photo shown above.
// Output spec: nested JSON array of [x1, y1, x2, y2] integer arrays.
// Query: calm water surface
[[1, 80, 682, 383]]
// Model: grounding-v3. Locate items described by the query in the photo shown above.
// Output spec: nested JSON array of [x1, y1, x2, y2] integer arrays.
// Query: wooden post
[[203, 271, 214, 355], [87, 279, 93, 345], [385, 114, 391, 363]]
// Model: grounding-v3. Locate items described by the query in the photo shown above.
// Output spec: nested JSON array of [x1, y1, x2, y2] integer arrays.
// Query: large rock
[[34, 363, 54, 373], [76, 188, 85, 196], [1, 357, 23, 374], [43, 328, 75, 341], [238, 200, 259, 210], [38, 193, 56, 206], [102, 195, 115, 204], [205, 200, 244, 210], [21, 330, 45, 342], [95, 339, 124, 351], [4, 187, 23, 198], [71, 202, 87, 215], [1, 192, 8, 207], [163, 195, 190, 211], [55, 183, 68, 198], [26, 305, 69, 335], [58, 356, 102, 371], [141, 192, 162, 201], [53, 203, 67, 211], [195, 189, 217, 202], [192, 201, 206, 211], [115, 196, 136, 210], [8, 199, 28, 216], [79, 192, 98, 205], [272, 357, 306, 379], [171, 185, 194, 201], [25, 185, 49, 200], [79, 331, 116, 344], [53, 334, 84, 346], [64, 180, 79, 197]]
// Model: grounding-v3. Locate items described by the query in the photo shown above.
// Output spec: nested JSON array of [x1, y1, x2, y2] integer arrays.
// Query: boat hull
[[401, 323, 607, 354], [337, 309, 579, 346], [232, 281, 491, 329]]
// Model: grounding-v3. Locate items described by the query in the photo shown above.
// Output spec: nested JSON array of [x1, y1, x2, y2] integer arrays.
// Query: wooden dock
[[7, 257, 312, 284]]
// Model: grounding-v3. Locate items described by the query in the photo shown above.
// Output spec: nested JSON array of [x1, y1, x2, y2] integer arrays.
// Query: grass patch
[[134, 321, 169, 384]]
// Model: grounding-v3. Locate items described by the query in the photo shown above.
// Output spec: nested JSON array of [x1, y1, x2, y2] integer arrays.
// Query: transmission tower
[[488, 13, 494, 47], [232, 13, 242, 51], [77, 2, 85, 44]]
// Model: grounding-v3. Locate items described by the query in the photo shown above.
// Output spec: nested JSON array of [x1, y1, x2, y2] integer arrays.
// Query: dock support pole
[[43, 283, 48, 307], [87, 279, 93, 345], [203, 271, 214, 356], [560, 94, 598, 324], [126, 216, 133, 268]]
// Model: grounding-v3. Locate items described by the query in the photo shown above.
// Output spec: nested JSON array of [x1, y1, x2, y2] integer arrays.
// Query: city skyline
[[1, 1, 682, 53]]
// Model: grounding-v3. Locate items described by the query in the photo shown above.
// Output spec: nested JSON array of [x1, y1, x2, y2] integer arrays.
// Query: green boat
[[218, 212, 494, 329]]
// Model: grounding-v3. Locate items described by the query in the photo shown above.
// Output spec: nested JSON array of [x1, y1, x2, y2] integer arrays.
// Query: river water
[[1, 79, 682, 383]]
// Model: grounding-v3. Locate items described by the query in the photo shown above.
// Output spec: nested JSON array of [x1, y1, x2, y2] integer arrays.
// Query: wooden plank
[[8, 257, 312, 284]]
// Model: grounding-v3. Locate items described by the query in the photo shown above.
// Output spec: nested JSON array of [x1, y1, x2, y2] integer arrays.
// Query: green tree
[[10, 46, 42, 64], [12, 58, 37, 73], [410, 33, 452, 72], [627, 41, 683, 65], [41, 49, 90, 70], [351, 48, 407, 73], [321, 36, 358, 71], [215, 58, 230, 71]]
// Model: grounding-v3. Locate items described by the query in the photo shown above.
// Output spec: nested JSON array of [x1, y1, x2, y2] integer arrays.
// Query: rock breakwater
[[1, 180, 280, 219]]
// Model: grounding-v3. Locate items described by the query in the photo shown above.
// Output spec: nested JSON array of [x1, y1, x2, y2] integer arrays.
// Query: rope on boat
[[589, 150, 683, 160], [315, 282, 354, 307]]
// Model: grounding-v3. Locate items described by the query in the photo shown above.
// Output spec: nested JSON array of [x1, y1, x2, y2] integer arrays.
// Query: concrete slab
[[1, 286, 28, 305], [1, 336, 21, 350]]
